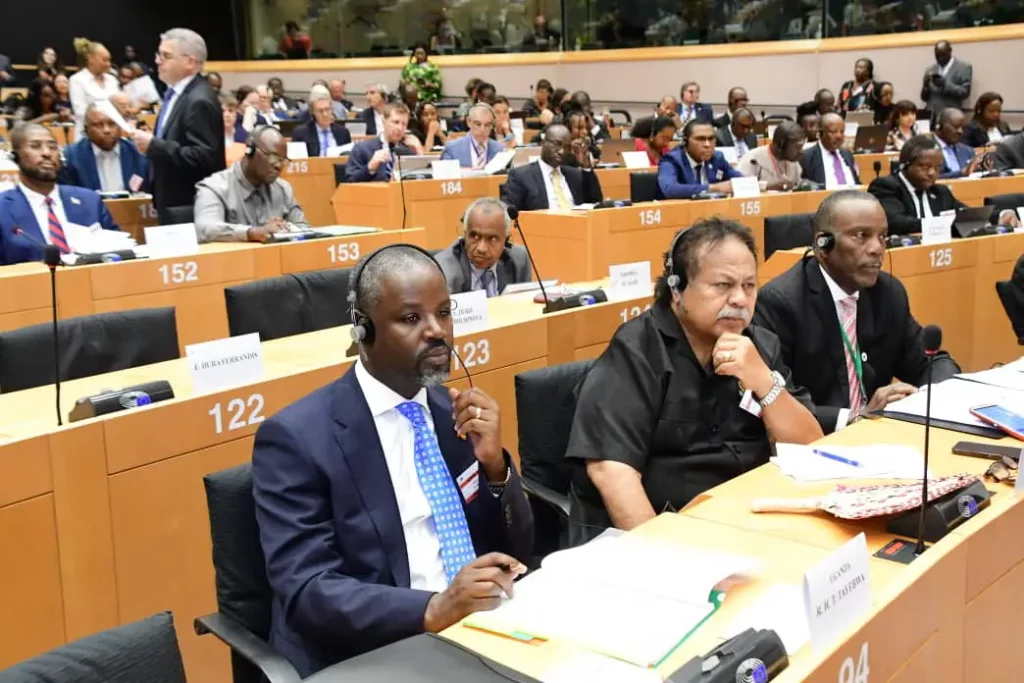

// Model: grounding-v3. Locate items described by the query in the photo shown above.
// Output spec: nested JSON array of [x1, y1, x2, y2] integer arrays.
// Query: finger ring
[[474, 406, 482, 419]]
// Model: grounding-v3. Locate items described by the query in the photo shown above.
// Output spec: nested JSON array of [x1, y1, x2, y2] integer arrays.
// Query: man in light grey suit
[[440, 103, 505, 169], [435, 198, 531, 297], [920, 41, 972, 116]]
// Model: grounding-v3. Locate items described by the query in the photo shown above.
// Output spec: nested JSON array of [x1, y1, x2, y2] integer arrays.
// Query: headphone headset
[[347, 243, 443, 346], [815, 232, 836, 252], [10, 149, 19, 164], [665, 228, 687, 291], [245, 125, 272, 159]]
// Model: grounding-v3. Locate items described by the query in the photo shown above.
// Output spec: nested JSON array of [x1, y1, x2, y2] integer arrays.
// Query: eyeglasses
[[985, 455, 1018, 484], [256, 147, 289, 166], [154, 51, 176, 62], [468, 120, 494, 129]]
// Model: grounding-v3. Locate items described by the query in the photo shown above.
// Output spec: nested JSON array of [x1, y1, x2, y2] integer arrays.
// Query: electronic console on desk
[[666, 628, 787, 683]]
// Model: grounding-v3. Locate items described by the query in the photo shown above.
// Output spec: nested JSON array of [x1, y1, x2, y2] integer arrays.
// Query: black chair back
[[983, 193, 1024, 219], [0, 612, 186, 683], [630, 171, 659, 203], [514, 359, 594, 560], [224, 268, 353, 341], [764, 212, 815, 260], [162, 205, 194, 225], [0, 307, 179, 393], [203, 463, 273, 683], [333, 162, 348, 186], [996, 281, 1024, 345]]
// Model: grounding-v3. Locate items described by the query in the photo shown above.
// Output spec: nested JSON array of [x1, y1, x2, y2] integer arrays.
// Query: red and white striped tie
[[839, 297, 863, 410], [46, 197, 70, 254]]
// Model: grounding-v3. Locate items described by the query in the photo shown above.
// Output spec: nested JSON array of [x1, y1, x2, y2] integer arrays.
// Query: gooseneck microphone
[[915, 324, 942, 555], [443, 340, 475, 388], [873, 160, 882, 180], [506, 206, 555, 312]]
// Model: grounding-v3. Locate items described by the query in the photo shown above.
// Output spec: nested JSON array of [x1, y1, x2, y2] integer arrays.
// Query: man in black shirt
[[566, 219, 823, 544]]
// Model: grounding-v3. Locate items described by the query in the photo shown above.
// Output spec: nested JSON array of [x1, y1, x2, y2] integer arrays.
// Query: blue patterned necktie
[[944, 145, 960, 173], [154, 87, 176, 139], [396, 401, 476, 584], [321, 129, 330, 157], [479, 269, 496, 297]]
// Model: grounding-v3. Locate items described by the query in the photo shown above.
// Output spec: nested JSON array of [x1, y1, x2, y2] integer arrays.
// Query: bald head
[[820, 112, 845, 152]]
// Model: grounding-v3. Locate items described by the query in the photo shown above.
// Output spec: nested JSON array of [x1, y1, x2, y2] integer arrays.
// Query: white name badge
[[457, 461, 480, 504], [286, 141, 309, 160], [186, 332, 264, 394], [730, 176, 761, 198], [451, 289, 490, 335], [920, 214, 955, 245], [144, 223, 199, 259], [431, 158, 462, 180], [803, 532, 871, 653], [608, 261, 651, 302]]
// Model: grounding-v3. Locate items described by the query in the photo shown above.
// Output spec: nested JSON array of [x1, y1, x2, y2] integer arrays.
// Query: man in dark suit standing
[[253, 244, 532, 677], [921, 41, 972, 116], [753, 190, 960, 434], [132, 28, 224, 224], [713, 86, 748, 129], [658, 120, 743, 199], [991, 132, 1024, 173], [933, 107, 978, 178], [290, 91, 352, 157], [435, 198, 531, 296], [799, 112, 859, 187], [715, 107, 758, 159], [62, 105, 149, 193], [499, 124, 603, 211], [346, 102, 415, 182]]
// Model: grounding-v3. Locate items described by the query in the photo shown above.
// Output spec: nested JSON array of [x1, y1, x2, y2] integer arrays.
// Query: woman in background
[[837, 57, 876, 113], [68, 39, 119, 135], [633, 115, 677, 166], [872, 81, 895, 125], [540, 87, 570, 126], [36, 47, 64, 83], [886, 100, 918, 151], [400, 43, 442, 104], [962, 92, 1012, 148], [560, 109, 602, 168], [18, 79, 72, 124], [522, 78, 554, 118], [409, 102, 449, 150]]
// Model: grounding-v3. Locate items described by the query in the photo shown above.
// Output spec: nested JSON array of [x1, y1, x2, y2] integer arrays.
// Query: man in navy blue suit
[[658, 120, 743, 199], [933, 108, 979, 178], [677, 81, 714, 125], [289, 91, 352, 157], [0, 124, 119, 265], [252, 244, 533, 677], [440, 103, 504, 169], [62, 105, 149, 193], [345, 102, 416, 182]]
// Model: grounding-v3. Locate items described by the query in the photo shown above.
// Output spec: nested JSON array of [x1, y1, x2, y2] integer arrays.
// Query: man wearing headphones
[[657, 119, 743, 199], [252, 243, 532, 676], [565, 218, 821, 545], [193, 126, 309, 243], [434, 198, 531, 296], [753, 190, 961, 435]]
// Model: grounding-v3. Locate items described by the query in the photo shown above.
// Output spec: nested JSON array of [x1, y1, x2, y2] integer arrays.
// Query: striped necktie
[[45, 197, 70, 254], [839, 297, 864, 411]]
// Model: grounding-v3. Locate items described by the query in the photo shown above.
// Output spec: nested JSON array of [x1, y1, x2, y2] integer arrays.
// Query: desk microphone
[[506, 206, 554, 312], [873, 160, 882, 180], [914, 325, 942, 555]]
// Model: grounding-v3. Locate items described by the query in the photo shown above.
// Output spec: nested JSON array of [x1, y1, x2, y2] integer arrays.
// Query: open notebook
[[464, 531, 756, 668]]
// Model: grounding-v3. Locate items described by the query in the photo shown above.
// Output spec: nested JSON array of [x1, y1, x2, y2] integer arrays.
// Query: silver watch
[[758, 371, 787, 408]]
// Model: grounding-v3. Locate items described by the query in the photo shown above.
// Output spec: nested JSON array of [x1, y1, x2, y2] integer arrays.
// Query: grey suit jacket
[[921, 60, 972, 113], [435, 238, 532, 295]]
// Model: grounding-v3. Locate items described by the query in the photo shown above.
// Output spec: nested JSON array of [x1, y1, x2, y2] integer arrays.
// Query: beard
[[413, 341, 451, 388], [21, 165, 58, 182]]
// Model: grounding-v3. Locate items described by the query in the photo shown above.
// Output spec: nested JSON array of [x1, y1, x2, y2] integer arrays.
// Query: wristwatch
[[758, 371, 787, 408]]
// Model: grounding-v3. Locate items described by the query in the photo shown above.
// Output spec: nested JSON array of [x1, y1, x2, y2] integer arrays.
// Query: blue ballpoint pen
[[812, 448, 863, 468]]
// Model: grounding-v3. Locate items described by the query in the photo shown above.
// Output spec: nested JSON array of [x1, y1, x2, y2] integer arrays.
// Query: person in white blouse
[[121, 63, 160, 111], [69, 40, 119, 137]]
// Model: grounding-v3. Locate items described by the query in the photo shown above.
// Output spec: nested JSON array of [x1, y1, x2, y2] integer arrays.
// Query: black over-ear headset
[[245, 125, 271, 158], [665, 228, 687, 291], [347, 243, 444, 345], [815, 232, 836, 252]]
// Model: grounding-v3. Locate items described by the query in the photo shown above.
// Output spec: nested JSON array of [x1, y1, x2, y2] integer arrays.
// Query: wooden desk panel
[[854, 152, 897, 184], [943, 175, 1024, 206], [0, 436, 51, 507], [515, 211, 597, 282], [104, 197, 158, 243], [280, 157, 340, 227], [274, 228, 423, 273], [593, 167, 631, 200], [0, 264, 93, 334], [970, 232, 1024, 369], [963, 560, 1024, 682]]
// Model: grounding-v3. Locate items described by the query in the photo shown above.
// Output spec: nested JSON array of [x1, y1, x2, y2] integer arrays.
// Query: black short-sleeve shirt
[[566, 302, 814, 544]]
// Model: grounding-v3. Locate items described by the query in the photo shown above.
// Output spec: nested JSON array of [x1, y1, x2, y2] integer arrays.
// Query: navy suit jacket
[[252, 367, 533, 677], [289, 120, 352, 157], [657, 147, 743, 199], [937, 139, 975, 178], [677, 102, 714, 124], [344, 139, 413, 182], [359, 107, 379, 136], [440, 135, 505, 167], [61, 138, 149, 193], [0, 186, 119, 265]]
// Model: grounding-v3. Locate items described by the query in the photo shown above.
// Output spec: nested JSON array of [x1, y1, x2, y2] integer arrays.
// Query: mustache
[[416, 339, 450, 362], [716, 307, 751, 322]]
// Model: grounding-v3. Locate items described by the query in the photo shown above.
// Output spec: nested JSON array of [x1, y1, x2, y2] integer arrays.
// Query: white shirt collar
[[934, 134, 951, 150], [167, 73, 197, 95], [818, 141, 837, 159], [538, 158, 560, 177], [354, 358, 429, 419], [898, 172, 923, 198], [18, 181, 59, 207], [819, 263, 859, 302], [686, 152, 704, 168], [91, 142, 120, 158]]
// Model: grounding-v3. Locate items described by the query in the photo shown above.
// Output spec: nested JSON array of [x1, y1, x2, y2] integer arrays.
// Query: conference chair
[[514, 359, 594, 566], [0, 307, 180, 393], [224, 268, 353, 341], [764, 212, 815, 260], [162, 205, 195, 225], [333, 162, 347, 186], [630, 171, 659, 203], [983, 193, 1024, 222], [0, 612, 186, 683]]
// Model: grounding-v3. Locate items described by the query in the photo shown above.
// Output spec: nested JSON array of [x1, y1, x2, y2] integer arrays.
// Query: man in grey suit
[[435, 198, 531, 297], [920, 41, 972, 116]]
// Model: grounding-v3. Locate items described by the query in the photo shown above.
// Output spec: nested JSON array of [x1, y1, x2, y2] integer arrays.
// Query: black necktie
[[695, 163, 704, 184], [916, 189, 927, 218]]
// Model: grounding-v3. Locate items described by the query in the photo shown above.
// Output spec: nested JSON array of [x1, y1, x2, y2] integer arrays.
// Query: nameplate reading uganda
[[802, 532, 871, 653], [451, 289, 489, 336], [186, 333, 264, 394]]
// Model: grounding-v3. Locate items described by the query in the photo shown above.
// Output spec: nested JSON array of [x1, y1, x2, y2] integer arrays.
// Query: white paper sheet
[[723, 584, 810, 655], [95, 99, 134, 133], [771, 443, 931, 481], [885, 377, 1024, 428]]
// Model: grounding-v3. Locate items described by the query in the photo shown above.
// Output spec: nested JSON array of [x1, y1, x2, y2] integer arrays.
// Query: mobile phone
[[969, 404, 1024, 442], [952, 440, 1023, 461]]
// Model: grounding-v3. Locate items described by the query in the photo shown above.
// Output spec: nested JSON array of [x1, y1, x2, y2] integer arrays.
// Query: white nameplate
[[718, 146, 738, 164], [920, 214, 954, 245], [431, 158, 462, 180], [844, 122, 859, 138], [286, 141, 309, 159], [609, 261, 652, 302], [144, 223, 199, 259], [451, 289, 490, 335], [186, 332, 264, 395], [802, 532, 871, 653], [730, 176, 761, 198], [621, 151, 652, 169]]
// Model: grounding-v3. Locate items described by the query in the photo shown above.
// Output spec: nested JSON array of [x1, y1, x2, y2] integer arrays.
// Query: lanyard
[[838, 323, 864, 389], [766, 146, 782, 177]]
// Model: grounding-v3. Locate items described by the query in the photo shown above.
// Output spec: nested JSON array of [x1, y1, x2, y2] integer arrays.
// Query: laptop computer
[[346, 121, 368, 137], [952, 206, 994, 237], [846, 110, 876, 127], [278, 119, 302, 137], [853, 125, 888, 153]]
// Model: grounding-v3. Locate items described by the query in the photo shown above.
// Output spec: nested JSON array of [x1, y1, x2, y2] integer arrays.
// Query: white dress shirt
[[687, 152, 708, 185], [938, 57, 955, 78], [353, 359, 448, 592], [158, 73, 198, 135], [819, 142, 856, 188], [18, 183, 70, 245], [125, 75, 160, 106], [374, 109, 385, 136], [69, 70, 120, 136], [819, 264, 861, 431], [537, 158, 575, 210], [898, 172, 932, 218], [92, 143, 124, 192]]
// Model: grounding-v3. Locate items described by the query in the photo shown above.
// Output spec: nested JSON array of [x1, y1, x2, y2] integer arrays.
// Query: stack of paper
[[956, 358, 1024, 393], [771, 443, 931, 481], [885, 377, 1024, 429], [465, 531, 759, 668], [63, 223, 136, 254]]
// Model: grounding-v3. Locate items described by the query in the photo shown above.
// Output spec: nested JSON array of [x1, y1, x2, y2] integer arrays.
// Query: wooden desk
[[280, 157, 342, 227], [104, 196, 158, 243], [854, 151, 898, 183]]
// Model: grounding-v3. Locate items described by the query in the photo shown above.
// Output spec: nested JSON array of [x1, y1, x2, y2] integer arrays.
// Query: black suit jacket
[[712, 112, 731, 129], [290, 120, 353, 157], [715, 126, 758, 151], [799, 144, 860, 186], [147, 75, 224, 214], [499, 162, 604, 212], [359, 107, 379, 136], [992, 132, 1024, 172], [344, 138, 413, 182], [866, 174, 967, 236], [961, 119, 1010, 149], [753, 256, 960, 433]]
